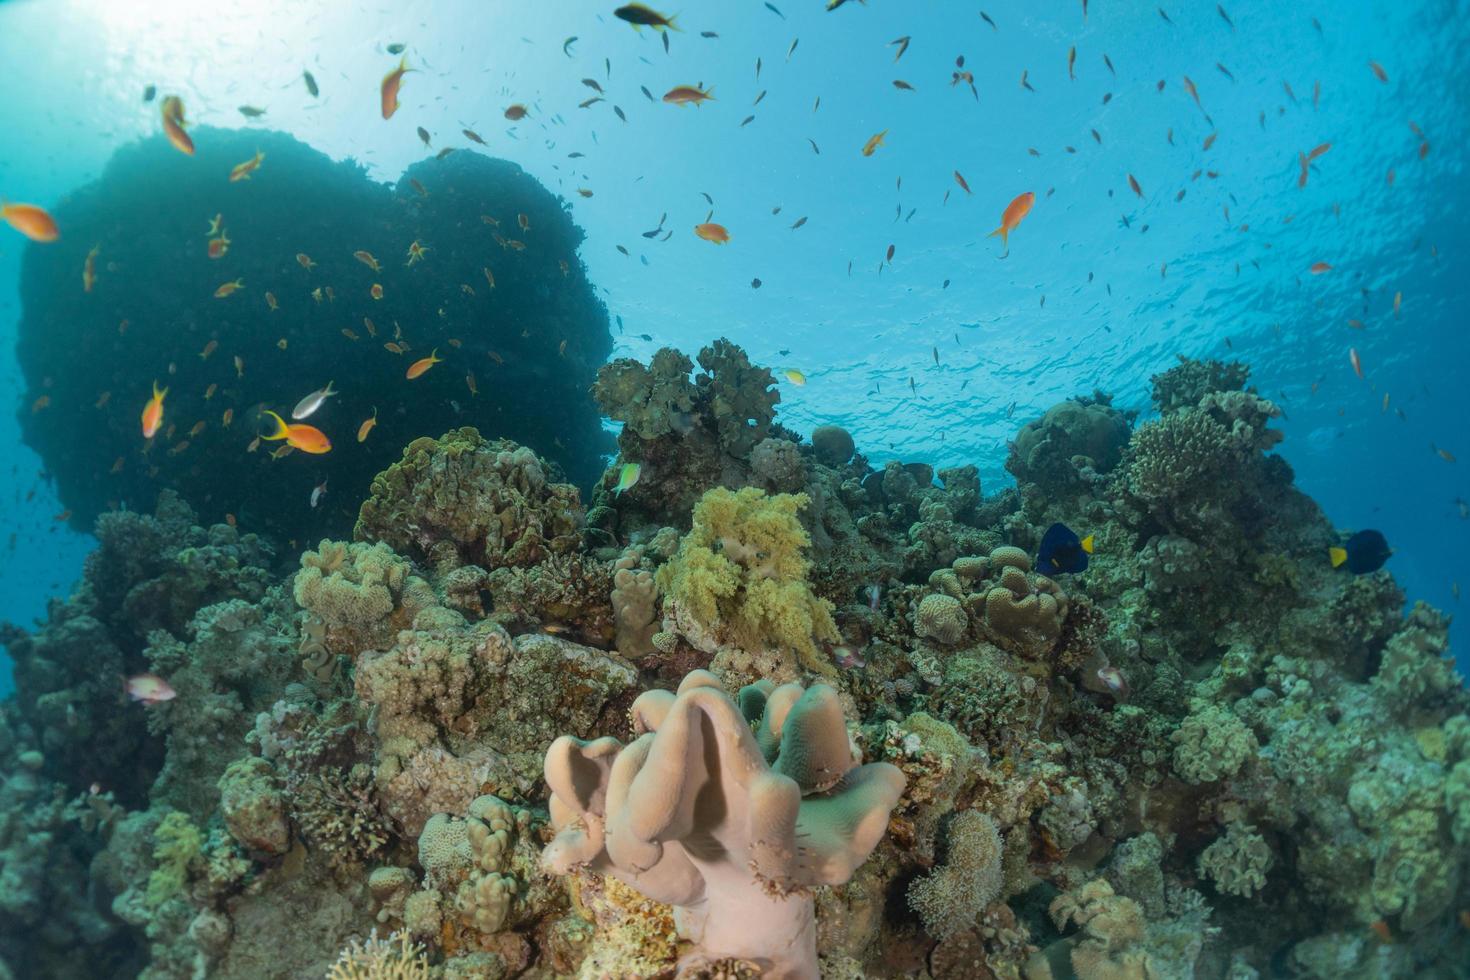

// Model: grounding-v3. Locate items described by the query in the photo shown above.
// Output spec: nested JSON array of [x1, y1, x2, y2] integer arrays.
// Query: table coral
[[542, 670, 905, 979], [656, 486, 839, 684], [355, 428, 584, 574]]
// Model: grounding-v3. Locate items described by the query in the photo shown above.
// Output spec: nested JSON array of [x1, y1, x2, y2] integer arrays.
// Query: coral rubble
[[0, 348, 1464, 979]]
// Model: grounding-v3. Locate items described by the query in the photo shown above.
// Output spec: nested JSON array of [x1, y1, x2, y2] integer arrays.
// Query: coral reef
[[0, 349, 1465, 980]]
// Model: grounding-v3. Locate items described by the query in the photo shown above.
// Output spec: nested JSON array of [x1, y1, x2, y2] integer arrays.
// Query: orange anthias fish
[[694, 222, 730, 244], [381, 56, 412, 119], [406, 240, 429, 265], [214, 277, 245, 298], [207, 232, 231, 259], [1309, 262, 1332, 274], [663, 85, 715, 106], [265, 291, 278, 311], [504, 103, 529, 121], [1, 202, 60, 242], [988, 191, 1035, 249], [1128, 174, 1143, 198], [406, 348, 442, 379], [160, 96, 194, 155], [354, 249, 381, 271], [228, 150, 265, 182], [1369, 60, 1388, 83], [357, 407, 378, 442], [370, 283, 384, 300], [296, 252, 316, 270], [1350, 347, 1364, 379], [862, 129, 888, 156], [141, 381, 168, 438], [261, 410, 331, 454], [83, 244, 100, 291], [953, 170, 972, 195]]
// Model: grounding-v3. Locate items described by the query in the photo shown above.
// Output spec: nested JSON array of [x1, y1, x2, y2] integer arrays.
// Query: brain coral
[[15, 127, 611, 540], [355, 428, 584, 574], [915, 593, 969, 646], [1006, 394, 1132, 492]]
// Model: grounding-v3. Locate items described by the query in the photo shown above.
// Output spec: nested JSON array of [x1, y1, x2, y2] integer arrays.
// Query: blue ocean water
[[0, 0, 1465, 690]]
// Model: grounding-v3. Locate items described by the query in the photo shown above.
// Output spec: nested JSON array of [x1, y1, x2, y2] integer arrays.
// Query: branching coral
[[327, 930, 431, 980], [656, 486, 838, 683], [1149, 355, 1251, 416], [542, 670, 905, 979], [355, 428, 584, 574]]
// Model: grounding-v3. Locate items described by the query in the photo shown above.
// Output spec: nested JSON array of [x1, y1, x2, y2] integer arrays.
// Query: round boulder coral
[[811, 425, 856, 467], [355, 427, 584, 574]]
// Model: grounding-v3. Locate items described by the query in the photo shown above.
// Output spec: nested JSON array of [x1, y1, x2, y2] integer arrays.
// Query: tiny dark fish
[[1158, 7, 1173, 24], [614, 105, 627, 122], [754, 89, 767, 106], [893, 79, 916, 91], [756, 57, 762, 81], [641, 85, 655, 102], [582, 78, 603, 93], [885, 243, 895, 263], [579, 96, 604, 109], [1103, 53, 1115, 75], [980, 10, 997, 30], [765, 1, 785, 18], [787, 38, 798, 61], [790, 216, 807, 230], [143, 84, 156, 102], [463, 128, 485, 144], [807, 138, 820, 154], [1217, 62, 1235, 81], [740, 115, 755, 127], [701, 31, 719, 38], [890, 35, 911, 62], [663, 30, 670, 54], [1037, 522, 1093, 575], [387, 43, 406, 55], [701, 192, 714, 205], [1331, 529, 1391, 574], [751, 278, 762, 288], [303, 70, 319, 97], [616, 245, 629, 255], [568, 151, 585, 158], [563, 36, 578, 57], [417, 126, 431, 146], [238, 105, 266, 118], [1217, 4, 1234, 28]]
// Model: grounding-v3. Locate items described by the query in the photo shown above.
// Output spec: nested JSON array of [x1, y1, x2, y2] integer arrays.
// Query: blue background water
[[1, 0, 1466, 690]]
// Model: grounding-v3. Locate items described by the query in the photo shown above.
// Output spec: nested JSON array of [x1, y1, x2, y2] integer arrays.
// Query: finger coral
[[541, 670, 905, 979]]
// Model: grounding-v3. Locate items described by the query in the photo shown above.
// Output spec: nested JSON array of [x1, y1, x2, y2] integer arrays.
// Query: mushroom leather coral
[[541, 670, 905, 979]]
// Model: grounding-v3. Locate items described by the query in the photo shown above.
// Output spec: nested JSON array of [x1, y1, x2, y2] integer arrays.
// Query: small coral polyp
[[541, 670, 905, 979]]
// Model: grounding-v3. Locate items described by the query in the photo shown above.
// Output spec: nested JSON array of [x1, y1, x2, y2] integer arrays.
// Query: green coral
[[144, 810, 203, 910], [1198, 821, 1273, 897], [355, 428, 584, 574], [657, 486, 837, 677], [1171, 703, 1258, 784]]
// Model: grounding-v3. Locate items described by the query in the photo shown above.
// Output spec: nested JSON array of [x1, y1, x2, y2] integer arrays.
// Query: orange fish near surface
[[988, 191, 1035, 250], [1349, 347, 1364, 379], [228, 150, 265, 182], [1309, 262, 1332, 275], [1, 201, 60, 242], [381, 56, 411, 119], [406, 348, 442, 379], [694, 222, 730, 244], [261, 410, 331, 454], [160, 96, 194, 155], [214, 277, 245, 298], [357, 408, 378, 443], [662, 85, 714, 106], [207, 232, 231, 259], [141, 381, 168, 438], [861, 129, 888, 156], [83, 244, 99, 291]]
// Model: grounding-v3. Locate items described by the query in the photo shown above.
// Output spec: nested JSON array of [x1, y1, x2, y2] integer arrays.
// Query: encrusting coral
[[541, 669, 906, 979]]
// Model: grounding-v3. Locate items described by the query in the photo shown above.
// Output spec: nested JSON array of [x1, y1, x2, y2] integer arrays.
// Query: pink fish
[[1095, 666, 1130, 701], [126, 673, 177, 706]]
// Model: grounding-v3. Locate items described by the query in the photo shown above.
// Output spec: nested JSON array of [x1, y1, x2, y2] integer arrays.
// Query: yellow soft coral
[[657, 487, 837, 678]]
